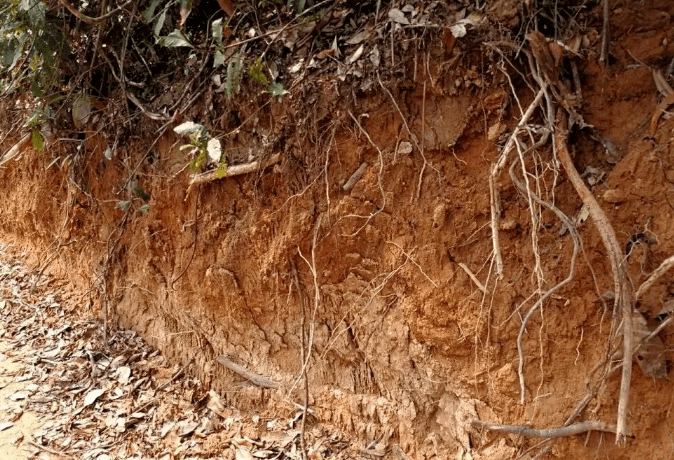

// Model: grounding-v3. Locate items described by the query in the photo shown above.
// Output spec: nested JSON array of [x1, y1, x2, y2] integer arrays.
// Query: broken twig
[[343, 162, 368, 192], [59, 0, 133, 24], [458, 262, 487, 294], [188, 153, 281, 191]]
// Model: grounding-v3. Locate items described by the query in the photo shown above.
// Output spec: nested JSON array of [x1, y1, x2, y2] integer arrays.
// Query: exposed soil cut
[[2, 1, 674, 459]]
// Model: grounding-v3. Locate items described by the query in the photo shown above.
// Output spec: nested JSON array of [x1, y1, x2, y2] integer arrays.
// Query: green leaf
[[31, 129, 43, 152], [189, 151, 207, 172], [213, 50, 225, 68], [268, 82, 288, 97], [157, 29, 193, 48], [30, 78, 44, 97], [117, 201, 131, 212], [138, 204, 151, 213], [154, 9, 167, 36], [2, 38, 21, 68], [214, 163, 227, 179], [212, 18, 223, 46], [225, 56, 242, 99], [104, 146, 113, 160], [132, 187, 151, 202], [72, 95, 92, 129]]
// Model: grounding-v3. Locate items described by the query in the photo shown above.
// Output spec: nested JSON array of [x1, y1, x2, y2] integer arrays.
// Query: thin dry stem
[[458, 262, 487, 294], [600, 0, 610, 64], [0, 134, 31, 168], [488, 174, 504, 278], [216, 355, 279, 389], [343, 111, 385, 236]]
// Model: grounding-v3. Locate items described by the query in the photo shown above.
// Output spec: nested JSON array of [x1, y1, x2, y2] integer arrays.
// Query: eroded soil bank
[[2, 1, 674, 459]]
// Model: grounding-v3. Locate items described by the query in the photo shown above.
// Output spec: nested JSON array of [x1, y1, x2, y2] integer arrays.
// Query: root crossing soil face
[[2, 1, 674, 459]]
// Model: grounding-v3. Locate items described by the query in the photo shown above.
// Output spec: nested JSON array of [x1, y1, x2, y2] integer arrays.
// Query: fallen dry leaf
[[83, 388, 105, 407]]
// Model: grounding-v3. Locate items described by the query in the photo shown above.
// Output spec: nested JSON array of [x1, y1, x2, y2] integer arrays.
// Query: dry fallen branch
[[188, 153, 281, 191], [216, 355, 279, 389], [472, 419, 618, 438], [554, 110, 633, 444]]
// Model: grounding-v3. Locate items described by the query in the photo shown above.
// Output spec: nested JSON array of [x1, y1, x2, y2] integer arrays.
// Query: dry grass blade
[[0, 134, 31, 168]]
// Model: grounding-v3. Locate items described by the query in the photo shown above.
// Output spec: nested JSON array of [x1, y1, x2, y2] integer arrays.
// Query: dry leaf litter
[[0, 246, 357, 459]]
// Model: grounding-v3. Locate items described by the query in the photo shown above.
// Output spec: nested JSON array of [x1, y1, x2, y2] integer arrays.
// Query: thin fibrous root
[[510, 153, 579, 405], [635, 254, 674, 300], [489, 88, 547, 280]]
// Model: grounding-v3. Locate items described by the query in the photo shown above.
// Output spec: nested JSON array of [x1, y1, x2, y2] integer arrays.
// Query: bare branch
[[59, 0, 133, 24]]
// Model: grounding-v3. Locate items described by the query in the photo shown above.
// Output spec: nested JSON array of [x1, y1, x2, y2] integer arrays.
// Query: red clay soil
[[2, 1, 674, 459]]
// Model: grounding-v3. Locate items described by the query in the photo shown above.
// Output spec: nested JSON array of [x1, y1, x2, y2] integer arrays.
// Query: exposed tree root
[[216, 355, 279, 389], [554, 110, 633, 444], [472, 419, 618, 438], [509, 153, 580, 405]]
